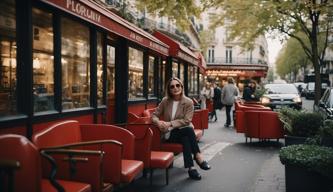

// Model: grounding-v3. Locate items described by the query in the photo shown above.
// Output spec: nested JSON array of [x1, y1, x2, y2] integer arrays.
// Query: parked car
[[260, 83, 302, 110], [304, 82, 315, 99], [304, 82, 328, 99], [293, 82, 306, 96], [315, 87, 333, 120]]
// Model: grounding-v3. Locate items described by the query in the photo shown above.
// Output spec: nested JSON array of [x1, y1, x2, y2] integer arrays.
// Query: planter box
[[284, 135, 307, 146], [285, 165, 332, 192], [321, 136, 333, 148]]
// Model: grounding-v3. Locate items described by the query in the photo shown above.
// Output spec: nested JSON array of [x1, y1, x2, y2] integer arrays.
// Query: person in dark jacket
[[243, 80, 257, 102], [209, 82, 222, 122]]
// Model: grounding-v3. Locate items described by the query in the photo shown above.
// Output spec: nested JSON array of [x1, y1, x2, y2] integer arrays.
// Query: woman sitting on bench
[[151, 77, 211, 180]]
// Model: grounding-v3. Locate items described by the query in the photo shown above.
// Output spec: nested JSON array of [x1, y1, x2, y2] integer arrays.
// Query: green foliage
[[278, 107, 302, 134], [253, 87, 266, 100], [135, 0, 203, 30], [278, 108, 322, 137], [292, 112, 323, 137], [275, 33, 312, 79], [279, 144, 333, 179], [320, 120, 333, 137]]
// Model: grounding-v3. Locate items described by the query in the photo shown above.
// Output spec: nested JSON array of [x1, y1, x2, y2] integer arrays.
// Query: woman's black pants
[[168, 127, 200, 168]]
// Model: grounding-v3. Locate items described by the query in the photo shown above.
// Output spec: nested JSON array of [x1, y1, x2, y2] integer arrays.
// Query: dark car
[[304, 82, 328, 99], [304, 82, 315, 99], [260, 83, 302, 110], [315, 88, 333, 120]]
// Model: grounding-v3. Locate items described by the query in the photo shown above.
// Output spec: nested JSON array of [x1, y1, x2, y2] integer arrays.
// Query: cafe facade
[[0, 0, 174, 138]]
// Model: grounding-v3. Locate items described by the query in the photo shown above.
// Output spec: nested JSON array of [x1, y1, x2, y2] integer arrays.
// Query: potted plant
[[319, 119, 333, 147], [279, 144, 333, 192], [278, 107, 323, 146]]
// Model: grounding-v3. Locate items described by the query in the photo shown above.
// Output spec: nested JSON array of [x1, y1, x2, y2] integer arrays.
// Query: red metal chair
[[79, 124, 144, 186], [124, 124, 174, 186], [32, 120, 118, 192], [0, 134, 93, 192]]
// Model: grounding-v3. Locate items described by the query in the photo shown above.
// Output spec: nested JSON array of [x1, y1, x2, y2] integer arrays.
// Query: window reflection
[[179, 63, 184, 82], [97, 32, 104, 106], [128, 47, 143, 99], [107, 45, 115, 100], [188, 65, 194, 95], [32, 8, 54, 113], [160, 60, 166, 98], [0, 0, 17, 116], [61, 18, 90, 110], [148, 56, 155, 97], [172, 61, 178, 78]]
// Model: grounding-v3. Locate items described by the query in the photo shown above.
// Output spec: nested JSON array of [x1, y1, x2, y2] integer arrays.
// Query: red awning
[[153, 31, 199, 65], [40, 0, 169, 56]]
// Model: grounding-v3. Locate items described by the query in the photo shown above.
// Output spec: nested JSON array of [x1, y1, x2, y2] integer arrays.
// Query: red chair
[[79, 124, 144, 185], [0, 134, 93, 192], [124, 124, 174, 186], [235, 103, 271, 133], [244, 111, 284, 143], [259, 111, 284, 140], [127, 114, 183, 154], [32, 120, 118, 192]]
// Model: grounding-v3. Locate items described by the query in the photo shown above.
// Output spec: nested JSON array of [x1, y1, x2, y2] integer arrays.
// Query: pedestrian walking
[[221, 77, 239, 128], [209, 82, 222, 122], [152, 77, 211, 180]]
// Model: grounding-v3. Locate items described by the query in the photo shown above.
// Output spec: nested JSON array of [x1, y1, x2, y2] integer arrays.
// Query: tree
[[276, 33, 311, 81], [135, 0, 203, 30], [207, 0, 333, 105], [135, 0, 333, 105]]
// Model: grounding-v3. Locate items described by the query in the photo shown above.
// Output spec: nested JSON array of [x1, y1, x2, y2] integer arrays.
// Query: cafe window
[[61, 17, 90, 110], [194, 67, 198, 94], [188, 65, 194, 95], [0, 0, 17, 116], [172, 61, 178, 77], [32, 8, 54, 113], [97, 32, 104, 106], [128, 47, 143, 99], [107, 44, 115, 100], [179, 63, 184, 83], [148, 56, 155, 97], [159, 60, 166, 98]]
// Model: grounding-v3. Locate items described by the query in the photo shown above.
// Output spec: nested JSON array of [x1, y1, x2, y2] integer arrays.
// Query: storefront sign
[[207, 69, 266, 77], [66, 0, 101, 23], [41, 0, 169, 56], [177, 51, 199, 66]]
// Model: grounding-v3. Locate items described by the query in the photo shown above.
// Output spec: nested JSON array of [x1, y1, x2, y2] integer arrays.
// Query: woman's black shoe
[[195, 160, 211, 170], [188, 169, 201, 180]]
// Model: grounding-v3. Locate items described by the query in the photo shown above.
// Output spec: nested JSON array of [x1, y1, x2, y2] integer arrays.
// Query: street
[[119, 98, 314, 192]]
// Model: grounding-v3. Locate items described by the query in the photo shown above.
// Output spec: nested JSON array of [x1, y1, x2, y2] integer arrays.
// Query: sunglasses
[[169, 83, 181, 89]]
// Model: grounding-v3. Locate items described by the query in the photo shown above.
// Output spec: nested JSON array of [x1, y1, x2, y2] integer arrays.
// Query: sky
[[267, 37, 283, 67]]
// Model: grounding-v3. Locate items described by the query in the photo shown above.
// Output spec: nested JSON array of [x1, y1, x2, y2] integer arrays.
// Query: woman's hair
[[166, 77, 184, 98]]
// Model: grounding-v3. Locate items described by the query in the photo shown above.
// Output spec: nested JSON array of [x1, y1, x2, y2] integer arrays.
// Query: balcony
[[206, 57, 268, 71], [206, 57, 268, 65]]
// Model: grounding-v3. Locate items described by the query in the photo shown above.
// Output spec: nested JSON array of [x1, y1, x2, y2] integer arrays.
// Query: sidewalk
[[251, 153, 285, 192]]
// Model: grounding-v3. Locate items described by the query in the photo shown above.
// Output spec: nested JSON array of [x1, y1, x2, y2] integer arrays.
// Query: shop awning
[[40, 0, 169, 56], [192, 51, 206, 74], [153, 31, 199, 65]]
